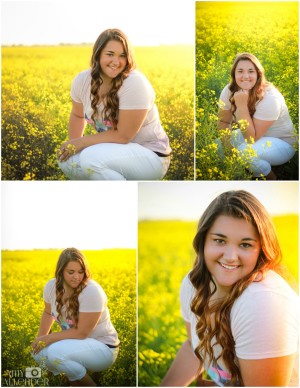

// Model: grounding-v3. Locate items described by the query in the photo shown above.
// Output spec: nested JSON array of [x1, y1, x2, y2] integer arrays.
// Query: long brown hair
[[189, 190, 282, 385], [55, 248, 91, 327], [229, 53, 270, 121], [90, 28, 136, 129]]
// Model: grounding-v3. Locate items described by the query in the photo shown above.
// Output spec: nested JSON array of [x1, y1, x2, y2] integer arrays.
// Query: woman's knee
[[253, 138, 295, 165], [46, 344, 64, 366], [247, 157, 271, 177]]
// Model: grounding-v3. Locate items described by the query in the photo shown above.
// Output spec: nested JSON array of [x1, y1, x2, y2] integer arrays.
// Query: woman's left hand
[[31, 335, 49, 354], [234, 89, 249, 107], [57, 138, 84, 162]]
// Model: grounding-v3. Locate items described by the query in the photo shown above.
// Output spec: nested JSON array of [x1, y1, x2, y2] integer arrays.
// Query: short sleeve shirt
[[44, 278, 119, 346], [219, 84, 296, 145], [70, 69, 171, 154], [180, 270, 299, 386]]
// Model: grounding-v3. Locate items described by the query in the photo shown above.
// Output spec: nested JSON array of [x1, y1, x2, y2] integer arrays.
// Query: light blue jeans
[[32, 338, 118, 381], [227, 129, 295, 177], [58, 142, 170, 180]]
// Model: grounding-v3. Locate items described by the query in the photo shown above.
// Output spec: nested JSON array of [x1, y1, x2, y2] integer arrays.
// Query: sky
[[138, 181, 299, 220], [2, 182, 137, 250], [1, 0, 194, 46], [1, 181, 298, 249]]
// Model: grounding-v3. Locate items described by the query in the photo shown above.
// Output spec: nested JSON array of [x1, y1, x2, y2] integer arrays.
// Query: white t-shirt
[[44, 278, 119, 346], [219, 84, 296, 145], [70, 69, 172, 155], [180, 270, 299, 386]]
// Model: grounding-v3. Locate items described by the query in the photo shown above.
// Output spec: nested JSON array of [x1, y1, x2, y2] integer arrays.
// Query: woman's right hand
[[233, 89, 249, 107], [31, 337, 47, 354]]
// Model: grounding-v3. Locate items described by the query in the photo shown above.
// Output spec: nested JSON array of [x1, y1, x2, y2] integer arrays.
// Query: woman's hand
[[31, 335, 49, 354], [234, 89, 249, 107], [57, 138, 84, 162]]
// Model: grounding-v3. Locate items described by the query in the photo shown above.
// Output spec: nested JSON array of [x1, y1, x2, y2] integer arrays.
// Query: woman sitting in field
[[31, 248, 120, 386], [161, 190, 298, 387], [218, 53, 296, 180], [57, 28, 171, 180]]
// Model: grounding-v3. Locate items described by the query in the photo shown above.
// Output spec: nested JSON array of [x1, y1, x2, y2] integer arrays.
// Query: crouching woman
[[31, 248, 120, 386]]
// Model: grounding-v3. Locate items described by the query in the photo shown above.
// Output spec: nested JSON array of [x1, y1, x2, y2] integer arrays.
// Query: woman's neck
[[210, 280, 231, 300], [63, 284, 74, 297]]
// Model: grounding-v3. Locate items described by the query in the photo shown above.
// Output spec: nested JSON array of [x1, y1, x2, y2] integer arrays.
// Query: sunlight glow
[[1, 0, 194, 46]]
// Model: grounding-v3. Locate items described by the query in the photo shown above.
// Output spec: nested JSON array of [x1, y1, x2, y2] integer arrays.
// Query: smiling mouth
[[219, 262, 240, 270]]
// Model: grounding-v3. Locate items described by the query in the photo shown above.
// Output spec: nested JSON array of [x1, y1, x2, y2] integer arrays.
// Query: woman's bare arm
[[217, 109, 232, 130], [31, 311, 101, 354], [68, 100, 86, 140], [160, 322, 202, 387], [238, 354, 296, 386], [59, 107, 148, 162]]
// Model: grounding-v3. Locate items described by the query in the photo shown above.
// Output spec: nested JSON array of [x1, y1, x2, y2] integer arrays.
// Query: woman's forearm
[[160, 340, 201, 387], [217, 120, 232, 130], [82, 129, 132, 147], [45, 327, 87, 345], [32, 327, 87, 355], [60, 129, 133, 161]]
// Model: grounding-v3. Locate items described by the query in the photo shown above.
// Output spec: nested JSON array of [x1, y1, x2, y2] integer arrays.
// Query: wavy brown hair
[[55, 248, 91, 327], [229, 53, 270, 122], [90, 28, 136, 129], [189, 190, 282, 386]]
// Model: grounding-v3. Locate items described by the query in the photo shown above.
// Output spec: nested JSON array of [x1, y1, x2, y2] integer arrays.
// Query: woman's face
[[63, 260, 85, 290], [234, 59, 258, 90], [99, 40, 127, 81], [204, 215, 261, 296]]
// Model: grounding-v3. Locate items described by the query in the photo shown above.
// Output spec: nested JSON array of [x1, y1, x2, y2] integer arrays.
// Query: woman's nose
[[222, 245, 238, 261]]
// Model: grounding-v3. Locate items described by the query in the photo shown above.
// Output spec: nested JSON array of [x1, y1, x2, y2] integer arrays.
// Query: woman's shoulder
[[43, 278, 56, 301], [262, 84, 285, 102], [81, 279, 106, 298], [72, 69, 91, 84], [45, 278, 56, 288], [180, 272, 196, 298], [234, 270, 298, 308], [123, 69, 153, 90], [219, 84, 231, 106]]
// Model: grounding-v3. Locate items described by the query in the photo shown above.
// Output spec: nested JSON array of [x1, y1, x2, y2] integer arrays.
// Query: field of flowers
[[138, 216, 298, 386], [2, 44, 194, 181], [196, 2, 299, 180], [2, 249, 136, 387]]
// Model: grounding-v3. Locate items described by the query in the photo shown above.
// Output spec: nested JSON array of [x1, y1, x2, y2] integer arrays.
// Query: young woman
[[218, 53, 296, 180], [161, 190, 298, 387], [57, 28, 171, 180], [31, 248, 120, 386]]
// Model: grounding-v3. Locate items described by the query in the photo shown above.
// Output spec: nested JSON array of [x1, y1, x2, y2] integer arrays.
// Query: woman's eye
[[214, 239, 225, 244], [241, 243, 252, 248]]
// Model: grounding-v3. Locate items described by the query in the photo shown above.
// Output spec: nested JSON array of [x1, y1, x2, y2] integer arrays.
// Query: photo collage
[[1, 0, 299, 387]]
